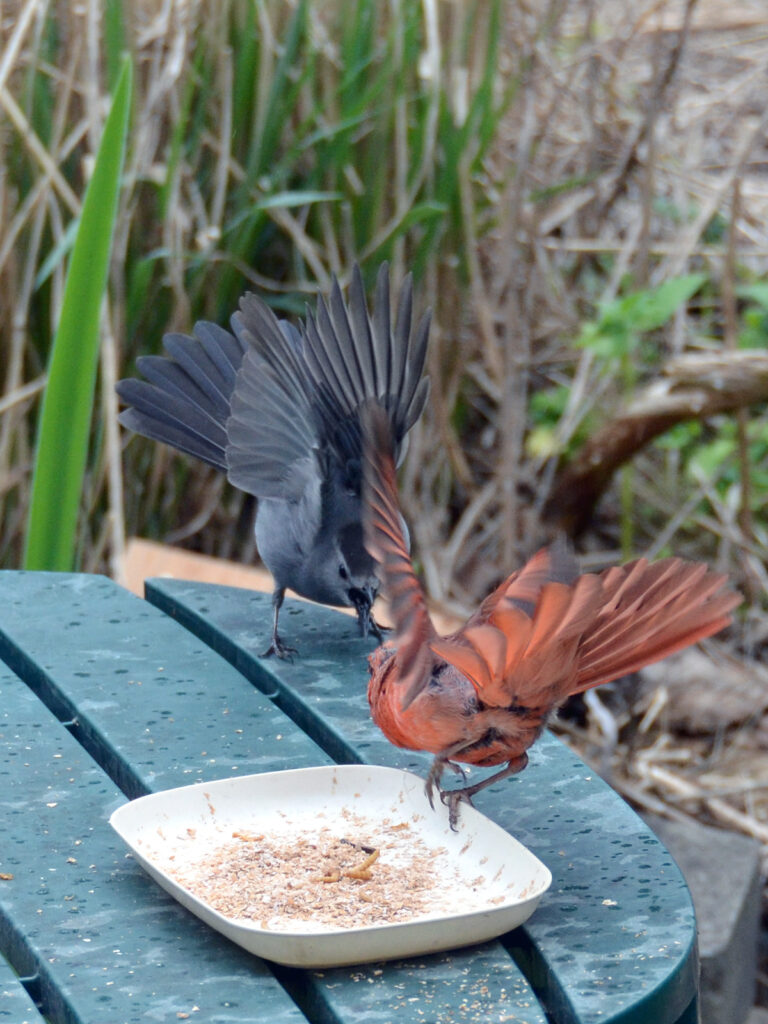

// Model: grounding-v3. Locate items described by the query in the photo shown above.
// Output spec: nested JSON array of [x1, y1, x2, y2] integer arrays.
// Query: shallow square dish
[[110, 764, 551, 968]]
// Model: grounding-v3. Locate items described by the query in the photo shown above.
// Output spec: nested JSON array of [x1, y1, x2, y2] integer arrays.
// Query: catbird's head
[[327, 524, 380, 637]]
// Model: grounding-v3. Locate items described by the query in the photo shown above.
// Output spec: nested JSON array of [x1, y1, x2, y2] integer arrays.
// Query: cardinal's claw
[[441, 788, 474, 831]]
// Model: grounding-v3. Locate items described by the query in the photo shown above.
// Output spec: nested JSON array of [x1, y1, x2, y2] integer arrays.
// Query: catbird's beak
[[348, 585, 377, 638]]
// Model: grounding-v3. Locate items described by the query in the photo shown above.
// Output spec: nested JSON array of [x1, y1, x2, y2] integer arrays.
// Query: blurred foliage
[[1, 0, 767, 618]]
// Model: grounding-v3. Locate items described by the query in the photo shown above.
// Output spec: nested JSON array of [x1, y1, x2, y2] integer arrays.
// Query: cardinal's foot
[[442, 788, 474, 831], [424, 758, 466, 814]]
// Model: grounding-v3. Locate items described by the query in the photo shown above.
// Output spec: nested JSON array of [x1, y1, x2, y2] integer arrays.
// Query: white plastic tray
[[110, 764, 551, 967]]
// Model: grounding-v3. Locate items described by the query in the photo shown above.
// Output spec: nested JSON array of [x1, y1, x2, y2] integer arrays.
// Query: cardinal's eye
[[338, 564, 349, 581]]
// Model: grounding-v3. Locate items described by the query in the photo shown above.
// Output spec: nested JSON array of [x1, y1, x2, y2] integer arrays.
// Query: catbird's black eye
[[338, 564, 349, 581]]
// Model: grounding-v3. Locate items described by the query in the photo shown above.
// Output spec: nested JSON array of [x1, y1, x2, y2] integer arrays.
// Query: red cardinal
[[362, 405, 740, 825]]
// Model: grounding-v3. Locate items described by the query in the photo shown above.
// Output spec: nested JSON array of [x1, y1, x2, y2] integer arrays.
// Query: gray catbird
[[116, 263, 430, 657]]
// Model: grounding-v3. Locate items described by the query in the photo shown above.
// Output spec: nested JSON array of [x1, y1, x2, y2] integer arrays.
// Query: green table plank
[[0, 572, 549, 1024], [0, 667, 307, 1024], [147, 579, 699, 1024], [0, 955, 45, 1023], [0, 571, 331, 798]]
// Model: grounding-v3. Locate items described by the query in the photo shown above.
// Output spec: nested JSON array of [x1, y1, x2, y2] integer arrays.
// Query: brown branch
[[543, 351, 768, 537]]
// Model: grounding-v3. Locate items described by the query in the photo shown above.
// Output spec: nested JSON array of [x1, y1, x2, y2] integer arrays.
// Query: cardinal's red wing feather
[[468, 536, 579, 627], [445, 545, 602, 708], [362, 404, 436, 705], [573, 560, 740, 693]]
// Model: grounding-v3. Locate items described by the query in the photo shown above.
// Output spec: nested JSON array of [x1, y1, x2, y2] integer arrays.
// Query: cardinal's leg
[[424, 748, 469, 811], [441, 754, 529, 830]]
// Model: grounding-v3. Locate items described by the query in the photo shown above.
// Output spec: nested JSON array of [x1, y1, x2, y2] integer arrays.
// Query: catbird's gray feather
[[116, 262, 430, 655], [116, 260, 430, 651]]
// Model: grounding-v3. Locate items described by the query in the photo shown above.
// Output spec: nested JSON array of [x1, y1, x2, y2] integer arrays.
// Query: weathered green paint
[[0, 572, 330, 799], [0, 953, 46, 1023], [0, 665, 306, 1024]]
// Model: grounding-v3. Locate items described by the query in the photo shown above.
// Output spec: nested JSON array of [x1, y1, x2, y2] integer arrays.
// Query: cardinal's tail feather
[[572, 559, 740, 694]]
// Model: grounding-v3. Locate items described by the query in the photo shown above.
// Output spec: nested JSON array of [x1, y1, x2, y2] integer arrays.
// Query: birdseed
[[163, 814, 495, 931]]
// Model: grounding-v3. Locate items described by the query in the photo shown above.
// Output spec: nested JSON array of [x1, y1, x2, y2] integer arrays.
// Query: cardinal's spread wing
[[361, 403, 436, 706], [431, 542, 604, 707], [572, 557, 741, 693]]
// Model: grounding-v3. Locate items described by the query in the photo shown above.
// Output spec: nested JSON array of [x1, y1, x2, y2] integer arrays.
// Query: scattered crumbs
[[162, 813, 505, 931], [0, 873, 13, 881], [186, 828, 196, 838]]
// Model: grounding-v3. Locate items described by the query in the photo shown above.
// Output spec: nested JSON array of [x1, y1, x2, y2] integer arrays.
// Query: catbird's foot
[[366, 614, 390, 642], [261, 634, 297, 660], [354, 602, 389, 642]]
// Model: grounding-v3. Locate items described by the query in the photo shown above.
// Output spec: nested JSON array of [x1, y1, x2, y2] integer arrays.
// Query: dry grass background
[[3, 0, 768, 993]]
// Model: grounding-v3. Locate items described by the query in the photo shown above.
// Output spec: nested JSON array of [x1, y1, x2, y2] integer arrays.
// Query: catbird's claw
[[366, 614, 390, 642], [261, 634, 297, 661]]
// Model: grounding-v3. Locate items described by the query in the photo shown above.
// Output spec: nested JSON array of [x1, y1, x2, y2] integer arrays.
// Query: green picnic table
[[0, 570, 698, 1023]]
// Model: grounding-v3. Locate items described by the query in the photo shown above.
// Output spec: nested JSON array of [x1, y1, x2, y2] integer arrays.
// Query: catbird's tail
[[571, 557, 741, 694], [116, 322, 247, 470]]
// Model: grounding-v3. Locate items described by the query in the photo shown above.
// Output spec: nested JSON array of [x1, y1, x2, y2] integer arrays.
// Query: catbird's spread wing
[[225, 264, 430, 502], [118, 264, 430, 510], [116, 323, 246, 469]]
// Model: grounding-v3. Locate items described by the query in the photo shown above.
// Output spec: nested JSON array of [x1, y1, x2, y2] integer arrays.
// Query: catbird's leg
[[364, 609, 389, 642], [261, 587, 297, 659], [441, 755, 529, 830]]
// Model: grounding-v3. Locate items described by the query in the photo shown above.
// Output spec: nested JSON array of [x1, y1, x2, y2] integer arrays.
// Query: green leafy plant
[[24, 56, 132, 571], [575, 273, 707, 556]]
